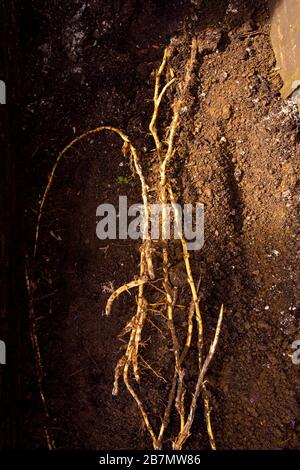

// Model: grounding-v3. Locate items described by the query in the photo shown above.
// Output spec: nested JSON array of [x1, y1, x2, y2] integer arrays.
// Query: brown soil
[[19, 0, 300, 450]]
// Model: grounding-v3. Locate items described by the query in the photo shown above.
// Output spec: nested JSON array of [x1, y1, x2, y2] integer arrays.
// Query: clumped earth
[[19, 0, 300, 449]]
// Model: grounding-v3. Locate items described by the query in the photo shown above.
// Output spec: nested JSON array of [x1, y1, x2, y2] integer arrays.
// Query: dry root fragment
[[203, 383, 216, 450], [34, 127, 154, 279], [132, 299, 147, 382], [175, 369, 186, 432], [173, 305, 224, 450], [25, 262, 55, 450], [140, 357, 167, 383], [168, 185, 203, 367], [112, 356, 127, 396], [105, 277, 147, 316]]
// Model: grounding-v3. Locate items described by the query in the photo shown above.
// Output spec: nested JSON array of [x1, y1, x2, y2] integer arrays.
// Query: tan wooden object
[[270, 0, 300, 111]]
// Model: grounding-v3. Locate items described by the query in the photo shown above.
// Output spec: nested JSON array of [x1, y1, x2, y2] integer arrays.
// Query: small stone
[[272, 249, 280, 256], [234, 167, 243, 181], [222, 104, 232, 120], [248, 406, 258, 418], [204, 187, 213, 199], [257, 320, 270, 329], [92, 29, 100, 39], [220, 71, 229, 83], [240, 50, 249, 61]]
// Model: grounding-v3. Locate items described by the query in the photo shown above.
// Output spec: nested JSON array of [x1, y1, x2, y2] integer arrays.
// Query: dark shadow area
[[0, 0, 27, 449]]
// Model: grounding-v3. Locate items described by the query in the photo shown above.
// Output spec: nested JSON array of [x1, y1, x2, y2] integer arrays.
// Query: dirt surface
[[18, 0, 300, 450]]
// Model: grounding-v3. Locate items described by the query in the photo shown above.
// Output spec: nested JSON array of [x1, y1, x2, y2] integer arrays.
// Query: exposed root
[[107, 40, 224, 450], [203, 383, 217, 450], [31, 39, 224, 451], [105, 277, 147, 316], [173, 305, 224, 450], [25, 261, 55, 450], [140, 357, 167, 383], [33, 127, 154, 278]]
